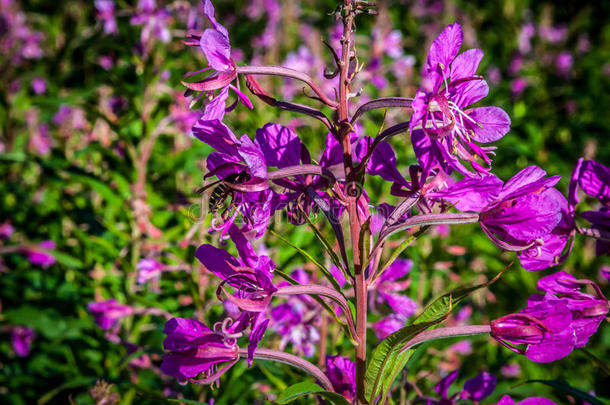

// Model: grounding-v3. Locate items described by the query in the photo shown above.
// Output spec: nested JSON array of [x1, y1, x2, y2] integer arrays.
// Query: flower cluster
[[491, 271, 608, 362]]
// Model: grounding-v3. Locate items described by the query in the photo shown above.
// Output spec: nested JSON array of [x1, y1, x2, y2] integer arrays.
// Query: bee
[[196, 171, 251, 214]]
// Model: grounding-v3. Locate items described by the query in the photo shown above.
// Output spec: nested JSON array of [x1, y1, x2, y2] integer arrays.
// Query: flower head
[[11, 326, 35, 357], [491, 271, 608, 362], [410, 23, 511, 177], [430, 166, 570, 269], [24, 240, 56, 268], [161, 317, 239, 383], [88, 299, 134, 331]]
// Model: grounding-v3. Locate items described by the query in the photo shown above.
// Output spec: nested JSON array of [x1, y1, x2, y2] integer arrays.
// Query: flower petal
[[468, 107, 511, 143], [254, 123, 301, 168]]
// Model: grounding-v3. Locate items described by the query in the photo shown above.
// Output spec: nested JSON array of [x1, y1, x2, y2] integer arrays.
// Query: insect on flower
[[197, 171, 252, 213]]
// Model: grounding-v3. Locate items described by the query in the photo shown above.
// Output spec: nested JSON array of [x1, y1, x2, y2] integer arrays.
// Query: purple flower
[[570, 158, 610, 256], [370, 259, 417, 339], [31, 77, 46, 94], [161, 318, 239, 383], [0, 221, 14, 239], [88, 299, 134, 331], [418, 370, 496, 404], [196, 243, 276, 366], [193, 119, 273, 237], [491, 271, 608, 362], [24, 240, 56, 267], [29, 123, 51, 155], [94, 0, 117, 35], [270, 269, 320, 357], [325, 355, 356, 402], [136, 258, 164, 284], [494, 395, 557, 405], [11, 326, 35, 357], [196, 244, 276, 313], [430, 166, 569, 270], [183, 0, 252, 114], [410, 22, 511, 177], [130, 0, 171, 53]]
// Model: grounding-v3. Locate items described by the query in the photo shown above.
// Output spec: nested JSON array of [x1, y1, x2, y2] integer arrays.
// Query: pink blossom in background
[[0, 222, 14, 239], [31, 77, 46, 94], [24, 240, 56, 267], [11, 326, 35, 357]]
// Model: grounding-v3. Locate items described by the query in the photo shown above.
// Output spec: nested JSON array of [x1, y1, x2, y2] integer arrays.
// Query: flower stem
[[239, 348, 334, 392]]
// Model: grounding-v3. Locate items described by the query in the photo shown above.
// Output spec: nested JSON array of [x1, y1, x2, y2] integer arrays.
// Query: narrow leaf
[[276, 382, 350, 405]]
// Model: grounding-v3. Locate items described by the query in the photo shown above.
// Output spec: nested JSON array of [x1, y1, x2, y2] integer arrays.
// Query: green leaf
[[52, 251, 84, 268], [276, 381, 350, 405], [524, 380, 606, 405]]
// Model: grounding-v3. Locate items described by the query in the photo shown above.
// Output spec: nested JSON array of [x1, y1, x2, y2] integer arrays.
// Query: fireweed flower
[[183, 0, 252, 113], [24, 240, 56, 268], [88, 299, 134, 331], [491, 271, 608, 362], [160, 317, 239, 383], [130, 0, 171, 52], [196, 243, 276, 365], [325, 355, 356, 403], [193, 118, 272, 237], [416, 370, 496, 404], [370, 259, 417, 339], [94, 0, 117, 35], [136, 258, 164, 284], [11, 326, 35, 357], [196, 244, 276, 313], [429, 166, 568, 270], [410, 22, 511, 177], [570, 158, 610, 256], [270, 269, 320, 357], [0, 221, 14, 239]]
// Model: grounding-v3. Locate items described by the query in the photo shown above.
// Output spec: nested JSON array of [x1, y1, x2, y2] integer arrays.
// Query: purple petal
[[450, 48, 484, 81], [378, 258, 413, 283], [518, 398, 558, 405], [451, 78, 489, 108], [429, 175, 504, 212], [426, 23, 463, 90], [367, 141, 409, 186], [373, 314, 405, 340], [461, 372, 496, 401], [199, 29, 232, 72], [468, 107, 511, 143], [238, 135, 267, 179], [254, 123, 301, 168], [247, 314, 269, 367], [485, 189, 562, 241], [193, 119, 240, 154], [201, 87, 229, 121], [202, 0, 228, 37], [435, 369, 459, 399], [195, 244, 240, 280], [498, 166, 559, 201], [579, 160, 610, 201], [379, 291, 417, 318]]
